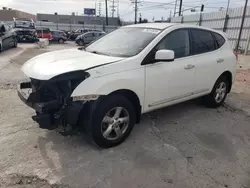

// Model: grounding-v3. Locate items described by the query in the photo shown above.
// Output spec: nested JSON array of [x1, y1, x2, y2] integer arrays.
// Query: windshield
[[85, 27, 161, 57]]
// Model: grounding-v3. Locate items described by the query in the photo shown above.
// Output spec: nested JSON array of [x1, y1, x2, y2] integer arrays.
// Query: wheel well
[[220, 71, 232, 92], [109, 89, 141, 123]]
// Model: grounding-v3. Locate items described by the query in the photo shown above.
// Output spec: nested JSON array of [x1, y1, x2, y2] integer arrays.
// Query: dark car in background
[[0, 23, 17, 52], [13, 18, 38, 43], [69, 28, 102, 40], [75, 31, 105, 46], [50, 30, 67, 43], [36, 27, 52, 40]]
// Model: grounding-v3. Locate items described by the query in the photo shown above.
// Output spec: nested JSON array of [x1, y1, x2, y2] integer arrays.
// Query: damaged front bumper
[[17, 80, 85, 130]]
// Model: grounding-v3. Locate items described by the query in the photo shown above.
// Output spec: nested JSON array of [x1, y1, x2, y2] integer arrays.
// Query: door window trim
[[141, 28, 191, 65]]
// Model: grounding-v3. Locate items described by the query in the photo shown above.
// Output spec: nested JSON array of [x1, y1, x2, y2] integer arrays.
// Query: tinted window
[[84, 33, 92, 37], [213, 32, 225, 48], [191, 29, 215, 55], [156, 29, 190, 59], [36, 28, 50, 33]]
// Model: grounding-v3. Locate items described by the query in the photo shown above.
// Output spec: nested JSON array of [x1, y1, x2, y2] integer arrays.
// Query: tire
[[203, 76, 229, 108], [58, 38, 64, 44], [13, 37, 17, 48], [0, 44, 2, 53], [79, 40, 84, 46], [89, 95, 136, 148]]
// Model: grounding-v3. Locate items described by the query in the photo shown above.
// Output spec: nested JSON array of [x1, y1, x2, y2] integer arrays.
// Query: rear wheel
[[89, 95, 136, 148], [58, 38, 64, 44], [203, 76, 229, 108], [79, 40, 84, 46]]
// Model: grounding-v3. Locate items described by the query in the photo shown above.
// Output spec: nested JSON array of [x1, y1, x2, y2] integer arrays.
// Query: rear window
[[36, 28, 50, 33], [213, 32, 226, 48], [191, 29, 216, 55]]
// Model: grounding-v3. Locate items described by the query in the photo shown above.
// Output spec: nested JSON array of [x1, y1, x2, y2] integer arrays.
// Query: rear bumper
[[17, 82, 60, 113]]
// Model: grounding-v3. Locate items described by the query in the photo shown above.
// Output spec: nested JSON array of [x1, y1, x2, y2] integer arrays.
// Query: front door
[[144, 29, 196, 112]]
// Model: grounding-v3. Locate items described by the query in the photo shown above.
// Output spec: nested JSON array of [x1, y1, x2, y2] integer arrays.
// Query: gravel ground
[[0, 43, 250, 188]]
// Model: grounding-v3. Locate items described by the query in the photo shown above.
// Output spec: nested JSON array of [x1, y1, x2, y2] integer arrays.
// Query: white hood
[[21, 49, 124, 80]]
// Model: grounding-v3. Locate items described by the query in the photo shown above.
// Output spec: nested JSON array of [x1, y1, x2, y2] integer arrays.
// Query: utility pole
[[111, 0, 115, 17], [174, 0, 178, 17], [179, 0, 182, 16], [98, 0, 102, 16], [105, 0, 108, 25], [135, 0, 138, 24], [235, 0, 248, 51], [117, 0, 120, 17], [223, 0, 230, 32]]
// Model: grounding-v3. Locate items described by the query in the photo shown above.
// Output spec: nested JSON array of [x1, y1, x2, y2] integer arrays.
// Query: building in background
[[37, 13, 120, 26], [0, 7, 36, 21]]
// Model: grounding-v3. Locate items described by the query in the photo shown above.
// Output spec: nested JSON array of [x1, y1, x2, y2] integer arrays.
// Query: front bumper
[[17, 81, 84, 130], [17, 82, 60, 113]]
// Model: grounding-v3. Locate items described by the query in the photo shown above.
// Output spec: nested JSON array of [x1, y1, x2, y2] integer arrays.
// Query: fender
[[71, 67, 145, 107]]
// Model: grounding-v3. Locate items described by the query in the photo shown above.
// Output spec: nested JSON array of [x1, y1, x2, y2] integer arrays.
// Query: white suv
[[18, 23, 236, 148]]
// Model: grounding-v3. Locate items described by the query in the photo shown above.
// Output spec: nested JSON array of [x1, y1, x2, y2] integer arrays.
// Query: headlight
[[49, 71, 90, 95]]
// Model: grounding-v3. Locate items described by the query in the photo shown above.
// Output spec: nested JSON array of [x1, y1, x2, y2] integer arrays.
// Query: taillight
[[233, 50, 238, 61]]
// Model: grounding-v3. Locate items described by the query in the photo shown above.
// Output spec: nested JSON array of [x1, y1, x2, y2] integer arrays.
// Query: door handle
[[184, 64, 195, 70], [217, 58, 224, 63]]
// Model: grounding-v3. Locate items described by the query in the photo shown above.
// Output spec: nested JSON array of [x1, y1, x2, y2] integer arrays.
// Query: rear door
[[84, 33, 93, 43], [190, 29, 220, 93]]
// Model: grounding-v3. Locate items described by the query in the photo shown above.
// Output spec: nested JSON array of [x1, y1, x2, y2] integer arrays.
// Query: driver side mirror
[[155, 49, 174, 62]]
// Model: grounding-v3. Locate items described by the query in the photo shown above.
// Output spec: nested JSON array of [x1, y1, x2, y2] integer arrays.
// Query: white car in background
[[18, 23, 237, 148]]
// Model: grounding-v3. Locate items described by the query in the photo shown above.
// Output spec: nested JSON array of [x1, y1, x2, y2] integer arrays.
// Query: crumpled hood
[[22, 48, 124, 80]]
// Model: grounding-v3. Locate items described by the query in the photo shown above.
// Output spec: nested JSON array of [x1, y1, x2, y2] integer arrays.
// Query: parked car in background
[[0, 23, 17, 52], [69, 28, 102, 40], [36, 27, 52, 40], [13, 18, 38, 43], [75, 31, 105, 46], [18, 23, 237, 148], [50, 30, 67, 43], [14, 18, 35, 29]]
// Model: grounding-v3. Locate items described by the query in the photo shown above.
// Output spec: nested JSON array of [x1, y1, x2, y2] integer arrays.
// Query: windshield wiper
[[89, 51, 110, 56]]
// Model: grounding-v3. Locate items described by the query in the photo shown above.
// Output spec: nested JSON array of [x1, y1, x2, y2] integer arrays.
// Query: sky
[[0, 0, 246, 21]]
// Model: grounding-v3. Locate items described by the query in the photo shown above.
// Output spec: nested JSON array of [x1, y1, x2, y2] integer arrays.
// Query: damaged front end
[[17, 71, 90, 130]]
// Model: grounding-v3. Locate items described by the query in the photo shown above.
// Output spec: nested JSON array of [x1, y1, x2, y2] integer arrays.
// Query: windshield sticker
[[142, 29, 160, 34]]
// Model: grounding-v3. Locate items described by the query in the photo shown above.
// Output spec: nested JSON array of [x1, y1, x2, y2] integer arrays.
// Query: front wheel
[[90, 95, 136, 148], [13, 37, 17, 48], [203, 76, 229, 108]]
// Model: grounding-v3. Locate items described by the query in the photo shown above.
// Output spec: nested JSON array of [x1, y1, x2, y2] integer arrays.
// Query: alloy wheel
[[101, 107, 130, 141], [215, 82, 227, 103]]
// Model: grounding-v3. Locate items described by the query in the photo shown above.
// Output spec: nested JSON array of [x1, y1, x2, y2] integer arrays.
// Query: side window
[[191, 29, 216, 55], [156, 29, 190, 59], [213, 32, 225, 48], [84, 33, 91, 37], [36, 29, 41, 33]]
